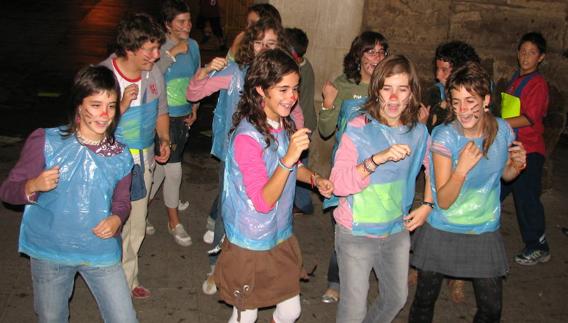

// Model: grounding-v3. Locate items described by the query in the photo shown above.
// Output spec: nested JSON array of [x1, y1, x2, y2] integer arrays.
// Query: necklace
[[76, 131, 105, 145]]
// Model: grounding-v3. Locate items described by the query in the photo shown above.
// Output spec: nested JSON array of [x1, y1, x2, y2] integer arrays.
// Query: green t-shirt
[[318, 74, 369, 138]]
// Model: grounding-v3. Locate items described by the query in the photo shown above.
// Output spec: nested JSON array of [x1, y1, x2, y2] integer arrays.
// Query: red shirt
[[507, 72, 549, 155]]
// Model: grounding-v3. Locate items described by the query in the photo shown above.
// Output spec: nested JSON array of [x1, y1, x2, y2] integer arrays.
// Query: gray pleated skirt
[[411, 223, 509, 278]]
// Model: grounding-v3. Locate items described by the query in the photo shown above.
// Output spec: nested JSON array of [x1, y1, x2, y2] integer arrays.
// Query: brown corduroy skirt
[[214, 235, 302, 310]]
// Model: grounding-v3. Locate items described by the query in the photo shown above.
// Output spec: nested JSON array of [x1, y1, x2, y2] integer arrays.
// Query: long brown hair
[[363, 54, 421, 128], [231, 48, 299, 148], [445, 61, 497, 156], [234, 17, 287, 68]]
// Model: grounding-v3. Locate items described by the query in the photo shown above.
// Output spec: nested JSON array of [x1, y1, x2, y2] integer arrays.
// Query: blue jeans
[[335, 225, 410, 323], [31, 258, 138, 323]]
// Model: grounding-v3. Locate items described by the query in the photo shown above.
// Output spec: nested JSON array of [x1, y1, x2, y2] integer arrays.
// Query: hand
[[155, 140, 171, 163], [455, 141, 482, 176], [206, 57, 228, 74], [418, 104, 430, 124], [184, 108, 198, 127], [321, 81, 338, 109], [404, 205, 431, 231], [372, 144, 411, 165], [316, 177, 334, 198], [508, 141, 527, 169], [120, 83, 139, 113], [92, 215, 121, 239], [26, 166, 60, 195], [169, 41, 188, 57], [282, 128, 311, 166]]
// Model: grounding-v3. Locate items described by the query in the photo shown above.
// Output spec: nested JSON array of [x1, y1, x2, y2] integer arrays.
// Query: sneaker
[[169, 223, 192, 247], [202, 273, 217, 295], [514, 249, 551, 266], [146, 220, 156, 235], [131, 286, 151, 299], [321, 288, 339, 303], [203, 229, 214, 244], [178, 200, 189, 211]]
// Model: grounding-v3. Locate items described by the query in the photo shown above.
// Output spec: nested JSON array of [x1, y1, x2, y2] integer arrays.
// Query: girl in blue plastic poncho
[[330, 55, 432, 323], [0, 66, 137, 323], [213, 48, 333, 323], [409, 62, 527, 323]]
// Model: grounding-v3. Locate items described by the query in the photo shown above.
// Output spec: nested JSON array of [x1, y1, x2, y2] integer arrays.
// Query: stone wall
[[363, 0, 568, 107]]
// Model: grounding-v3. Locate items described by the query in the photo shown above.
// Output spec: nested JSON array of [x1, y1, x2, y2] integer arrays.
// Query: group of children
[[0, 0, 551, 322]]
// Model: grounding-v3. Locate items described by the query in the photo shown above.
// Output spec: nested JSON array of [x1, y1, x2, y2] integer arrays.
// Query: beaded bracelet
[[278, 158, 294, 171], [362, 158, 376, 173]]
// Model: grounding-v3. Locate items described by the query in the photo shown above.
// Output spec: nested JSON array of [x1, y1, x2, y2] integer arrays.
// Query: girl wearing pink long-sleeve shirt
[[215, 48, 332, 323], [330, 55, 432, 322]]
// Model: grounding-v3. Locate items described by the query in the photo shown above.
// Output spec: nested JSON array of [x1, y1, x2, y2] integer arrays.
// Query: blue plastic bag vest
[[165, 39, 200, 117], [222, 120, 296, 251], [19, 128, 133, 266]]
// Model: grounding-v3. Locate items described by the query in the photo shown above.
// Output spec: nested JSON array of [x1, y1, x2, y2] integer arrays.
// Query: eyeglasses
[[364, 48, 387, 58], [254, 40, 278, 49]]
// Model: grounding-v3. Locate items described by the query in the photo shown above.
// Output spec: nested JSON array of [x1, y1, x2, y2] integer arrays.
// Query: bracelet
[[369, 155, 379, 167], [321, 103, 335, 111], [310, 173, 320, 189], [362, 158, 376, 174], [278, 158, 294, 172], [165, 50, 176, 63], [421, 201, 434, 209]]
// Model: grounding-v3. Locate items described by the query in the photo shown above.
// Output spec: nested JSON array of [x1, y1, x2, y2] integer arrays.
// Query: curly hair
[[231, 48, 299, 149], [433, 40, 480, 75], [363, 55, 421, 129], [114, 13, 165, 57], [63, 66, 121, 143], [445, 61, 497, 156], [343, 31, 389, 84], [234, 17, 287, 68]]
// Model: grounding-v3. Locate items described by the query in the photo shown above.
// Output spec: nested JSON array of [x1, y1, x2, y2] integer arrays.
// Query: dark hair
[[115, 13, 165, 57], [248, 4, 282, 25], [446, 62, 497, 156], [161, 0, 190, 26], [232, 48, 299, 148], [434, 41, 480, 75], [344, 31, 389, 84], [64, 66, 121, 142], [285, 27, 309, 57], [235, 17, 287, 68], [363, 55, 421, 128], [518, 31, 547, 54]]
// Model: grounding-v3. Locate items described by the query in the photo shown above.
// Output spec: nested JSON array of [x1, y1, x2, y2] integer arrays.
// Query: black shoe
[[561, 227, 568, 237]]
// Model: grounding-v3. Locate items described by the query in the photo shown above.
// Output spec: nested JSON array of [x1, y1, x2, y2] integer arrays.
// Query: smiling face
[[360, 42, 387, 83], [253, 29, 278, 55], [378, 73, 411, 126], [167, 12, 191, 42], [78, 90, 118, 140], [450, 86, 490, 137], [518, 41, 544, 75], [257, 72, 300, 122], [128, 40, 161, 72]]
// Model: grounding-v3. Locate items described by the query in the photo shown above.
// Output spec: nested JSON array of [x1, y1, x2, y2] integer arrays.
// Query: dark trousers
[[327, 213, 340, 288], [500, 153, 548, 252], [409, 270, 502, 323], [208, 161, 225, 266]]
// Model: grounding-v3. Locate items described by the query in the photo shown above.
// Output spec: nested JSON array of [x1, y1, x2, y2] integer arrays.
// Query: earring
[[484, 105, 490, 112]]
